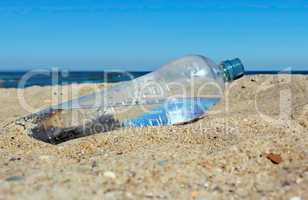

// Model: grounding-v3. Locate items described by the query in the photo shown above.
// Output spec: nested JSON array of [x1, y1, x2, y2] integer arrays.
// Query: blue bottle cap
[[221, 58, 245, 81]]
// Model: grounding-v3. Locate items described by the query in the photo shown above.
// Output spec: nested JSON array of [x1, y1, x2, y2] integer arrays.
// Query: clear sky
[[0, 0, 308, 71]]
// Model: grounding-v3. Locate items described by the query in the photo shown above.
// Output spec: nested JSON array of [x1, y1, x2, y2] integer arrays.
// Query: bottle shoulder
[[159, 55, 222, 77]]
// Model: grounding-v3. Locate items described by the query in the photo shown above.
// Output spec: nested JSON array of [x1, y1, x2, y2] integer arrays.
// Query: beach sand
[[0, 75, 307, 200]]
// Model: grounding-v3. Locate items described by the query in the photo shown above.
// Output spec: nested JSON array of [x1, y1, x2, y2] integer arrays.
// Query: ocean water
[[0, 70, 307, 88], [0, 71, 149, 88]]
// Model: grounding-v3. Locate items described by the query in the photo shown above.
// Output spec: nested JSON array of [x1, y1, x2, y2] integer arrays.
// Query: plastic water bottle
[[21, 55, 245, 144]]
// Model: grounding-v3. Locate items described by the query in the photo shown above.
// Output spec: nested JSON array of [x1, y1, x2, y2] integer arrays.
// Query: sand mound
[[0, 75, 307, 199]]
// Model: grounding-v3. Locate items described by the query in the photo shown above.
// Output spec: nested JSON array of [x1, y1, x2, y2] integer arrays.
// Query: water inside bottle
[[31, 97, 219, 144], [123, 97, 220, 127]]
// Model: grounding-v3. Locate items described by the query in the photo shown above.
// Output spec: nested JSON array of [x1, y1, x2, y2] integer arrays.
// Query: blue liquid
[[124, 97, 220, 127]]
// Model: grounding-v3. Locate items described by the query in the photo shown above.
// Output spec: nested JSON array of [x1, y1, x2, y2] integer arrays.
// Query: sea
[[0, 70, 307, 88]]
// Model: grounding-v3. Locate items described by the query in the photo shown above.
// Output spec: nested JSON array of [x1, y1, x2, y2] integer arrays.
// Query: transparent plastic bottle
[[21, 55, 245, 144]]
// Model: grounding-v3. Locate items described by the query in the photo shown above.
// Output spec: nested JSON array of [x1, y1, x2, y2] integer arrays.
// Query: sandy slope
[[0, 75, 307, 200]]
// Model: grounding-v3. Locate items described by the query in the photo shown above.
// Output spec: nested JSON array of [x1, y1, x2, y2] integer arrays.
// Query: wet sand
[[0, 75, 307, 200]]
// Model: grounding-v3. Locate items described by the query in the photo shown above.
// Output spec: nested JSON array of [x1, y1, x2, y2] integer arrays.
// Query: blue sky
[[0, 0, 308, 71]]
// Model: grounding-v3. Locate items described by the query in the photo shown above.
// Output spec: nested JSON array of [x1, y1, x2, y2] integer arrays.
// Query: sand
[[0, 75, 307, 200]]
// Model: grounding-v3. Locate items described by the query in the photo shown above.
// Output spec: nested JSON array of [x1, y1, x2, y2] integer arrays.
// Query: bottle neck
[[221, 58, 245, 82]]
